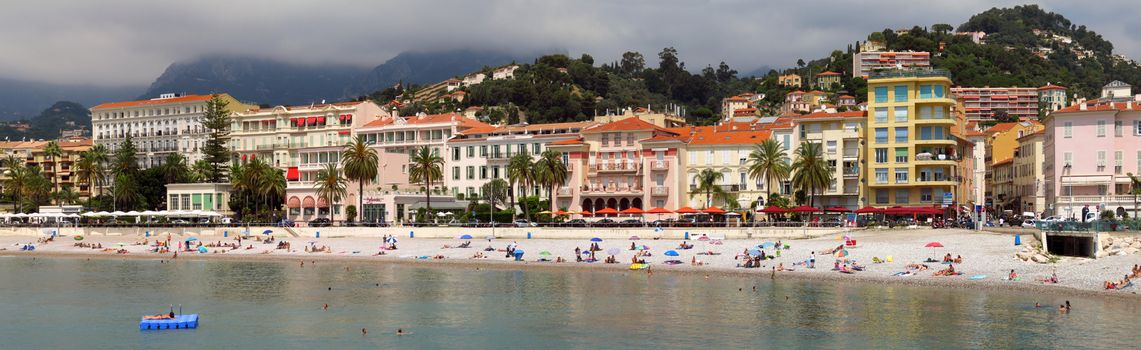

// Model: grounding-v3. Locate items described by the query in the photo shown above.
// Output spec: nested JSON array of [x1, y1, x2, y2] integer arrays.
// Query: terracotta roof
[[797, 111, 866, 120], [457, 121, 597, 136], [582, 117, 664, 133], [360, 112, 488, 129], [1053, 101, 1137, 114], [724, 96, 748, 102], [965, 130, 986, 137], [548, 137, 584, 145], [686, 127, 772, 145], [1038, 84, 1066, 90], [1018, 129, 1045, 139], [838, 95, 855, 99], [816, 71, 841, 76], [992, 158, 1014, 166], [91, 94, 215, 109]]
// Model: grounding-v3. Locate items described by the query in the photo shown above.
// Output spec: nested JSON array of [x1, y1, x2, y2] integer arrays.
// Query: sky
[[2, 0, 1139, 86]]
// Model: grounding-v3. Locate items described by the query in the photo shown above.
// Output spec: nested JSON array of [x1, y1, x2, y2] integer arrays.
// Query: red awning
[[317, 197, 329, 208], [290, 117, 298, 125], [337, 130, 350, 135], [594, 207, 618, 215], [674, 207, 699, 214], [286, 196, 301, 209], [703, 206, 726, 214], [317, 116, 326, 124], [307, 117, 317, 125], [286, 167, 299, 181], [302, 196, 315, 208]]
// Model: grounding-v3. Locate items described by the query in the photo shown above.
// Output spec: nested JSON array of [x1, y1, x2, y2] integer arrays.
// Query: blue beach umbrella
[[664, 250, 680, 257], [186, 237, 198, 241], [458, 234, 473, 239], [590, 237, 603, 242], [747, 248, 762, 256], [197, 246, 207, 253], [262, 229, 273, 235], [760, 241, 776, 249]]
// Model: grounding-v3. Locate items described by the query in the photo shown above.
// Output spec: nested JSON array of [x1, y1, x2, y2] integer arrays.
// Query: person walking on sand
[[809, 252, 816, 269]]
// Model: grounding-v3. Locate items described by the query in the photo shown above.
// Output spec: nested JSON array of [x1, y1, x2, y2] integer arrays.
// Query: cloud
[[0, 0, 1137, 85]]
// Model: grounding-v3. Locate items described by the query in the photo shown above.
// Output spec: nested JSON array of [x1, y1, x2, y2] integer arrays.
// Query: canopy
[[702, 206, 726, 214], [645, 207, 672, 214], [674, 207, 699, 214], [854, 206, 884, 214], [790, 206, 821, 213], [594, 207, 619, 215], [924, 242, 944, 248], [589, 237, 603, 242], [579, 211, 592, 216], [758, 206, 788, 214], [619, 207, 644, 215], [537, 210, 553, 215], [824, 206, 851, 213], [552, 210, 568, 216]]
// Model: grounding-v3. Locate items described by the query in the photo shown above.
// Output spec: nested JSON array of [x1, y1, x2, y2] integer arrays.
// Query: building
[[446, 121, 597, 203], [778, 73, 802, 87], [444, 78, 462, 92], [549, 117, 688, 216], [1043, 100, 1141, 219], [1038, 84, 1069, 112], [592, 108, 686, 128], [815, 71, 842, 89], [864, 69, 961, 207], [990, 158, 1016, 212], [1101, 80, 1133, 101], [492, 65, 520, 80], [954, 31, 987, 44], [983, 121, 1044, 170], [673, 124, 774, 210], [355, 112, 492, 223], [461, 72, 486, 87], [795, 111, 867, 209], [721, 96, 749, 120], [90, 93, 257, 169], [0, 139, 94, 202], [852, 51, 931, 78], [952, 87, 1041, 121], [166, 183, 232, 214], [230, 101, 390, 223], [1013, 130, 1046, 215], [785, 90, 827, 113]]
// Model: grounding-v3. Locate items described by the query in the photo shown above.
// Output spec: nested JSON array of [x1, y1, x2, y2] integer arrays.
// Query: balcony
[[1056, 195, 1139, 204], [914, 136, 956, 146], [592, 162, 639, 172], [842, 149, 859, 159], [581, 185, 643, 195], [488, 153, 507, 160], [843, 167, 860, 178], [689, 184, 741, 192], [915, 152, 960, 163], [651, 160, 669, 170], [557, 186, 572, 196], [255, 144, 276, 150], [651, 186, 669, 196]]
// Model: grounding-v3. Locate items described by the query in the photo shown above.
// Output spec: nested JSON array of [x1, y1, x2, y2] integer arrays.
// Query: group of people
[[74, 242, 103, 249], [942, 253, 963, 264], [1103, 265, 1139, 289], [933, 264, 958, 276]]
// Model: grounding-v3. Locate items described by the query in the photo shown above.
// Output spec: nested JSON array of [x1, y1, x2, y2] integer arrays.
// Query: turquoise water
[[0, 256, 1135, 349]]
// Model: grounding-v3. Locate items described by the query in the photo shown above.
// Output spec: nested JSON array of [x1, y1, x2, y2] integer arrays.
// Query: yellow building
[[778, 74, 802, 87], [864, 69, 960, 207], [0, 139, 95, 203], [796, 111, 866, 209], [982, 121, 1043, 168]]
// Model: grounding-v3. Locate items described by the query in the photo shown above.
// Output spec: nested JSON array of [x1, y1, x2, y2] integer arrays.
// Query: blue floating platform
[[139, 314, 199, 330]]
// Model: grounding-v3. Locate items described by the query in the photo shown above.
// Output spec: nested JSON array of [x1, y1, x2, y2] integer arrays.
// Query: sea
[[0, 256, 1135, 349]]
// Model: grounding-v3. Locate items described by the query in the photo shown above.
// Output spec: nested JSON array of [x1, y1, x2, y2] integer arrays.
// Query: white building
[[90, 93, 257, 168]]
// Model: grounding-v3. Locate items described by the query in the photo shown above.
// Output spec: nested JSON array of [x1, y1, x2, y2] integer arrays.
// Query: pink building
[[1043, 100, 1141, 218]]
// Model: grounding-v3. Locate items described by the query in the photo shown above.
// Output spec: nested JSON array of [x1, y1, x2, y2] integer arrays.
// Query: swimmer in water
[[1034, 302, 1041, 308], [323, 303, 328, 311], [396, 328, 406, 336], [362, 328, 367, 335]]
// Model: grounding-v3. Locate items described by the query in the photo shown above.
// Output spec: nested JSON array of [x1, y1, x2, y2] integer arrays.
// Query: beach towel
[[892, 271, 913, 277], [969, 275, 987, 280]]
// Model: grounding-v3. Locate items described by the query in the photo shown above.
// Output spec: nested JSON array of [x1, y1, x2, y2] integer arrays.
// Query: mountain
[[742, 65, 776, 78], [139, 56, 370, 106], [0, 78, 139, 121], [0, 101, 90, 141], [347, 48, 552, 96]]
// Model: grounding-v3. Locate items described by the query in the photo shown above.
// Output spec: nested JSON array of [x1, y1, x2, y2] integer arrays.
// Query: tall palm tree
[[229, 162, 248, 219], [260, 166, 287, 220], [86, 144, 110, 195], [408, 146, 443, 213], [791, 141, 833, 210], [533, 149, 568, 211], [21, 166, 52, 212], [747, 138, 791, 203], [340, 136, 378, 220], [53, 186, 80, 205], [74, 152, 98, 199], [43, 141, 62, 203], [3, 158, 28, 212], [506, 152, 533, 220], [1128, 172, 1141, 219], [162, 153, 190, 183], [314, 163, 347, 219], [112, 173, 141, 210], [192, 159, 214, 183], [690, 168, 728, 208]]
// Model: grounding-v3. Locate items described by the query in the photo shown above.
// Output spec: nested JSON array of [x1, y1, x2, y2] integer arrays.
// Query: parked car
[[594, 218, 616, 227], [1021, 219, 1037, 228], [619, 219, 643, 227], [464, 219, 482, 227], [513, 219, 536, 227], [277, 219, 295, 227], [565, 219, 587, 227], [309, 218, 332, 227]]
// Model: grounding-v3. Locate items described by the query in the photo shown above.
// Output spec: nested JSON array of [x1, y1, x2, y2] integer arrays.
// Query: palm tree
[[3, 158, 28, 212], [53, 186, 80, 205], [747, 138, 791, 203], [192, 159, 214, 183], [340, 136, 378, 221], [43, 141, 62, 203], [112, 173, 141, 210], [408, 146, 443, 213], [791, 141, 833, 210], [1128, 172, 1141, 219], [314, 163, 347, 219], [229, 162, 248, 219], [482, 178, 509, 210], [533, 149, 568, 211], [86, 144, 110, 195], [74, 152, 98, 199], [162, 153, 190, 183], [21, 166, 52, 212], [690, 168, 728, 208], [506, 152, 533, 220], [260, 166, 287, 221]]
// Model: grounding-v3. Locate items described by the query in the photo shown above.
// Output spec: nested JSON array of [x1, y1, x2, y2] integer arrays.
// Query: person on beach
[[143, 311, 175, 320], [809, 252, 816, 268], [574, 247, 582, 262], [1008, 270, 1018, 280]]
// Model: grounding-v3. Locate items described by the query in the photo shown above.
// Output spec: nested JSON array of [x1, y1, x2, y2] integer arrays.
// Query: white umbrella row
[[79, 210, 224, 217], [0, 213, 81, 218]]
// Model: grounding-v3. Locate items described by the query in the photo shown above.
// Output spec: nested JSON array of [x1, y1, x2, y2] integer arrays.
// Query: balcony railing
[[689, 184, 741, 192], [651, 160, 669, 170], [557, 187, 571, 196], [915, 153, 960, 161], [843, 168, 859, 177], [1056, 195, 1139, 204], [582, 185, 642, 193], [651, 186, 669, 196], [592, 162, 639, 172]]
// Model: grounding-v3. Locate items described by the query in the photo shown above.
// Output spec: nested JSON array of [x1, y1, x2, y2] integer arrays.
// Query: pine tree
[[201, 94, 232, 183]]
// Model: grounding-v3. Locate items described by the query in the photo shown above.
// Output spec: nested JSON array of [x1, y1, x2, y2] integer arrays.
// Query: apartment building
[[90, 93, 257, 169], [677, 124, 774, 210], [1043, 100, 1141, 218], [864, 69, 961, 207], [983, 121, 1044, 171], [721, 95, 749, 120], [1013, 130, 1046, 215], [230, 101, 390, 222], [990, 158, 1016, 211], [446, 121, 596, 202], [852, 51, 931, 78], [778, 74, 802, 87], [952, 86, 1042, 121], [1039, 84, 1069, 112], [795, 111, 866, 209], [0, 139, 94, 201], [815, 71, 842, 89]]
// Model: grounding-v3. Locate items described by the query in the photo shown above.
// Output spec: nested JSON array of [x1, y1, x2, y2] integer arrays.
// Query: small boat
[[139, 314, 199, 330]]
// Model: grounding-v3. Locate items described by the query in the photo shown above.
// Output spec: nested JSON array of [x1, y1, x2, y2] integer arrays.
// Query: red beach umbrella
[[619, 207, 644, 215], [758, 206, 789, 214], [645, 207, 672, 214], [674, 207, 699, 214], [824, 206, 851, 213], [924, 242, 944, 248], [790, 206, 821, 213], [854, 206, 884, 214], [595, 207, 619, 215], [702, 206, 726, 214]]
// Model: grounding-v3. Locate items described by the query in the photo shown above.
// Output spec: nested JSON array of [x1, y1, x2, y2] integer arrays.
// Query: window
[[1097, 120, 1106, 137], [875, 189, 888, 204], [467, 146, 474, 157], [920, 188, 933, 202], [1115, 120, 1123, 137], [533, 143, 541, 154], [1097, 151, 1106, 170], [894, 106, 908, 122], [1064, 122, 1073, 138], [826, 141, 837, 154], [479, 166, 487, 179], [895, 189, 910, 204], [452, 166, 460, 180], [895, 127, 909, 143], [895, 168, 909, 184], [452, 148, 460, 161], [480, 145, 487, 157], [895, 148, 908, 163], [782, 135, 791, 150], [875, 168, 888, 184], [1137, 150, 1141, 172], [1115, 151, 1123, 174], [919, 85, 932, 99], [1063, 152, 1072, 167], [874, 108, 888, 123], [492, 166, 500, 179], [875, 148, 888, 163], [934, 85, 945, 98], [894, 85, 908, 102], [875, 128, 887, 144], [874, 87, 888, 103], [1136, 120, 1141, 135]]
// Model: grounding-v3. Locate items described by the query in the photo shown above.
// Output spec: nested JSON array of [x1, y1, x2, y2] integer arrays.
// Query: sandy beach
[[3, 228, 1139, 298]]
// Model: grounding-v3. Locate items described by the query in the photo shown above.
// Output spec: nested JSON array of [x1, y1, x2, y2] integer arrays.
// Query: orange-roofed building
[[795, 111, 867, 208], [815, 71, 842, 89], [721, 95, 750, 120], [90, 92, 257, 169], [778, 73, 802, 88], [0, 138, 95, 201]]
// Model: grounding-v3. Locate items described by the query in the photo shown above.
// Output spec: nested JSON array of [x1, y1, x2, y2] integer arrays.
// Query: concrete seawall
[[2, 225, 853, 240]]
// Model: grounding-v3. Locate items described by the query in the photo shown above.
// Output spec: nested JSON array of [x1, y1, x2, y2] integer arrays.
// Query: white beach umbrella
[[125, 211, 142, 216], [12, 213, 28, 218], [110, 211, 127, 216], [140, 210, 159, 216]]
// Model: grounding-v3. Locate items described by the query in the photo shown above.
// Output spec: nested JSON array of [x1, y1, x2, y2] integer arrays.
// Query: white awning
[[1061, 175, 1113, 185]]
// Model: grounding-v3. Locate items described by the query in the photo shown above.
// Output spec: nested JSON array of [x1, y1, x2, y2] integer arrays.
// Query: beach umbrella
[[645, 207, 672, 214], [674, 207, 699, 214], [579, 211, 592, 216], [702, 206, 726, 214], [595, 207, 618, 215], [458, 234, 473, 239], [262, 229, 273, 235], [537, 210, 553, 215], [590, 237, 603, 242], [824, 206, 851, 213], [664, 250, 680, 257], [790, 206, 821, 213], [834, 249, 849, 258], [747, 248, 762, 256], [619, 207, 644, 215], [759, 241, 776, 249], [186, 237, 198, 241], [552, 210, 568, 216], [539, 251, 552, 256], [628, 235, 640, 240], [924, 242, 944, 248], [606, 248, 621, 256], [758, 206, 788, 214], [197, 246, 207, 253], [854, 206, 883, 214], [485, 235, 495, 241]]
